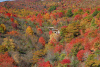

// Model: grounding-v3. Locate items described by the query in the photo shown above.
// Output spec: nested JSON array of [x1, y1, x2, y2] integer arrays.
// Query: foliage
[[11, 22, 17, 29], [52, 19, 57, 25], [57, 12, 63, 18], [39, 37, 45, 46], [59, 53, 66, 61], [0, 45, 8, 53], [0, 26, 4, 33], [92, 10, 99, 17], [37, 28, 43, 34], [49, 30, 52, 35], [70, 43, 84, 56], [96, 12, 100, 19], [66, 9, 73, 17], [56, 59, 71, 67], [60, 22, 80, 42], [10, 18, 14, 22], [37, 58, 52, 67], [84, 15, 93, 22], [0, 24, 6, 33], [44, 13, 50, 20], [0, 52, 17, 67], [82, 12, 88, 18], [33, 49, 46, 64], [54, 44, 63, 53], [91, 18, 97, 27], [94, 41, 100, 50], [48, 6, 56, 12], [0, 0, 100, 67], [73, 9, 83, 17], [60, 59, 71, 64], [94, 50, 100, 55], [85, 54, 100, 67], [7, 31, 19, 36], [26, 26, 34, 35], [70, 58, 79, 67], [2, 37, 16, 51], [74, 14, 82, 21], [77, 50, 85, 61]]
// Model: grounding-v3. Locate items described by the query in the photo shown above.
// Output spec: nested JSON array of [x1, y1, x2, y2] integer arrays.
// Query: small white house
[[48, 27, 54, 30], [48, 27, 60, 34]]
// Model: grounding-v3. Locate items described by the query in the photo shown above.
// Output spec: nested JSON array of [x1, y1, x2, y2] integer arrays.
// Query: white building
[[48, 27, 60, 34]]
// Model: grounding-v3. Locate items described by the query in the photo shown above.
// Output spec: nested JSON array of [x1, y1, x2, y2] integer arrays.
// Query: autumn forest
[[0, 0, 100, 67]]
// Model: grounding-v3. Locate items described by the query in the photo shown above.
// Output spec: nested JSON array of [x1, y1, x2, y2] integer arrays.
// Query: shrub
[[48, 6, 56, 12], [92, 10, 99, 17], [66, 9, 73, 17]]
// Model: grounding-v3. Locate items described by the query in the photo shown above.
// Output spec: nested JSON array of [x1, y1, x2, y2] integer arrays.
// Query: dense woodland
[[0, 0, 100, 67]]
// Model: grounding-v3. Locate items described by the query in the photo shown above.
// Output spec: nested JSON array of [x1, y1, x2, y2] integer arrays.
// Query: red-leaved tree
[[10, 18, 14, 22], [37, 58, 52, 67], [82, 13, 88, 18], [60, 59, 71, 64], [74, 14, 82, 21], [0, 52, 17, 67], [39, 37, 45, 46], [77, 50, 85, 61], [49, 30, 52, 35], [54, 44, 63, 53]]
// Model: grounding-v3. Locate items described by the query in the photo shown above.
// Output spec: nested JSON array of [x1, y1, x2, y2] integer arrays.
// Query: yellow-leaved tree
[[0, 24, 6, 33], [26, 26, 34, 35], [14, 20, 19, 25]]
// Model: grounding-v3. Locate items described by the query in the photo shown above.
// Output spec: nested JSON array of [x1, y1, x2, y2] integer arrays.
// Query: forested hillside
[[0, 0, 100, 67]]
